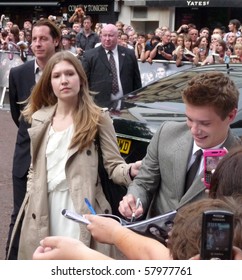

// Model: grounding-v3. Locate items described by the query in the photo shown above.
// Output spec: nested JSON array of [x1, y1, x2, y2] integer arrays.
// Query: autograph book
[[62, 209, 176, 242]]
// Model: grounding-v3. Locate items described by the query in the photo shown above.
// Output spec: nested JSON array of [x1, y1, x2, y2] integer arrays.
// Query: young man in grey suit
[[6, 19, 61, 259], [81, 24, 142, 109], [119, 71, 242, 219]]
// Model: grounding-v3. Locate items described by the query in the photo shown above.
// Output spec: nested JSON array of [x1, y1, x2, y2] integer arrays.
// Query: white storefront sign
[[187, 1, 210, 6], [68, 4, 109, 13]]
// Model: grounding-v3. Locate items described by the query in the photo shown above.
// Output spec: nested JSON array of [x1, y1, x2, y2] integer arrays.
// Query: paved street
[[0, 108, 17, 260]]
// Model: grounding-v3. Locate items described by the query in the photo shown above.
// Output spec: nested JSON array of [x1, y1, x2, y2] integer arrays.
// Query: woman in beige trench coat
[[7, 51, 141, 260]]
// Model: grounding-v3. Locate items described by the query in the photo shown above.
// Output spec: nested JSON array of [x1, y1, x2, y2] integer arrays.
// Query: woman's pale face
[[170, 33, 177, 43], [200, 37, 208, 46], [234, 47, 242, 56], [184, 39, 191, 49], [51, 60, 81, 102], [216, 44, 224, 53], [236, 37, 242, 44], [211, 36, 219, 43], [137, 36, 146, 43], [19, 31, 25, 40], [228, 33, 236, 43], [177, 37, 184, 46]]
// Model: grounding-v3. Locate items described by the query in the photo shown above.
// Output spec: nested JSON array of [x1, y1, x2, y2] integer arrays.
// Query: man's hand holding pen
[[119, 194, 143, 221], [131, 198, 141, 222]]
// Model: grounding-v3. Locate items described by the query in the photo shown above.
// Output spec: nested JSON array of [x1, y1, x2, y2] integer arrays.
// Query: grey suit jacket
[[128, 121, 242, 217], [81, 45, 142, 108]]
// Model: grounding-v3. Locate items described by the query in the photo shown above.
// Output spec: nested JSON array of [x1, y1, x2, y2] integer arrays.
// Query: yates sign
[[187, 1, 210, 6]]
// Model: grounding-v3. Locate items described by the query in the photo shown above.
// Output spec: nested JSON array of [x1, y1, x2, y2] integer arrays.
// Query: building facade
[[0, 0, 119, 29], [120, 0, 242, 33]]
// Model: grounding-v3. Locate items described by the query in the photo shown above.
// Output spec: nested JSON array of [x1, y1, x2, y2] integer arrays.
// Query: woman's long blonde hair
[[22, 51, 102, 152]]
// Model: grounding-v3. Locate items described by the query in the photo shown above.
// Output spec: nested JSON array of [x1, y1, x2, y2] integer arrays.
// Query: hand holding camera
[[156, 43, 164, 52], [75, 7, 84, 16], [177, 24, 188, 34], [181, 25, 189, 33], [157, 46, 164, 52]]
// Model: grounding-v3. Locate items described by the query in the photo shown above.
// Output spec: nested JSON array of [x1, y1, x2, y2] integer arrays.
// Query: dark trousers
[[5, 174, 27, 260]]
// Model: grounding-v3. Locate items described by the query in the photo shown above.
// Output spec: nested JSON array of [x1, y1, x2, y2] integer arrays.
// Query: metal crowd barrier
[[0, 51, 34, 108], [137, 59, 193, 87], [0, 50, 193, 108]]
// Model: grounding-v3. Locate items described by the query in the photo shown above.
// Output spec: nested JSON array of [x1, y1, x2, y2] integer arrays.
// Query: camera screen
[[206, 222, 231, 251], [206, 156, 224, 172], [205, 155, 224, 184]]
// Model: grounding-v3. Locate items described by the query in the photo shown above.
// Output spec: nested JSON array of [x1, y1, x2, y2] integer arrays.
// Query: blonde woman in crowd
[[94, 22, 103, 36], [170, 31, 178, 48], [172, 34, 185, 56], [231, 43, 242, 63], [225, 32, 237, 53]]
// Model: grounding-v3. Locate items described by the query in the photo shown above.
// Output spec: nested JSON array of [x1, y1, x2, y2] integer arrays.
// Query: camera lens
[[157, 46, 164, 51]]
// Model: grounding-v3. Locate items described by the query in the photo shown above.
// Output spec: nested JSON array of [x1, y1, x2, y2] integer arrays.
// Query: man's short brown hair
[[182, 71, 239, 120]]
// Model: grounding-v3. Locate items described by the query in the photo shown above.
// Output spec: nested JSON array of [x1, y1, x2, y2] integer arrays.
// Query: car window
[[116, 65, 242, 124]]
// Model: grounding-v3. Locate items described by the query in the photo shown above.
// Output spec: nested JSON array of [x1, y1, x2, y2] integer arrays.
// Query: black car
[[112, 64, 242, 163]]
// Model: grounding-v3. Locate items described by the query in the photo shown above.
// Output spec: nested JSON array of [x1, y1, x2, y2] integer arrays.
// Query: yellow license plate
[[117, 137, 132, 154]]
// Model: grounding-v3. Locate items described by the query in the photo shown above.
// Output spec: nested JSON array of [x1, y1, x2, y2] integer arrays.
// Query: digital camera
[[157, 45, 164, 52]]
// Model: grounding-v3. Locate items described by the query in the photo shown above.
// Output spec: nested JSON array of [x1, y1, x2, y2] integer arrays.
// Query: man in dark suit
[[6, 19, 61, 259], [119, 72, 242, 219], [81, 24, 142, 109]]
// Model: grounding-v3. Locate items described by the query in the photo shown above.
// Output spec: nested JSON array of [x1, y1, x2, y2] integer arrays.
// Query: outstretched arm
[[86, 215, 171, 260], [32, 236, 113, 260]]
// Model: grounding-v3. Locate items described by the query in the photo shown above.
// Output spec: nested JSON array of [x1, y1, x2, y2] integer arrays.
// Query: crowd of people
[[1, 12, 242, 64], [1, 10, 242, 261]]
